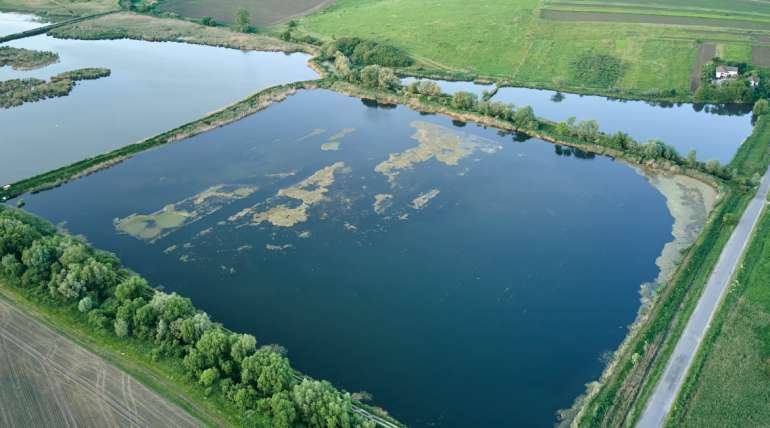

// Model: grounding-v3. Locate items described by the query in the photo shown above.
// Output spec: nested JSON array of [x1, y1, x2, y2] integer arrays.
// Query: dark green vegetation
[[0, 82, 313, 200], [321, 37, 413, 68], [667, 210, 770, 427], [0, 205, 385, 428], [569, 51, 624, 88], [575, 111, 770, 427], [0, 11, 118, 43], [0, 46, 58, 70], [0, 68, 110, 108]]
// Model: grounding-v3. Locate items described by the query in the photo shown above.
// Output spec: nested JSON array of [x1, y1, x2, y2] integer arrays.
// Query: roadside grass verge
[[665, 209, 770, 427], [576, 112, 770, 427]]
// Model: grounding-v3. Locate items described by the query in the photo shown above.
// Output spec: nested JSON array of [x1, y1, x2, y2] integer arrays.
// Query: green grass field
[[667, 207, 770, 427], [295, 0, 762, 99], [155, 0, 332, 27]]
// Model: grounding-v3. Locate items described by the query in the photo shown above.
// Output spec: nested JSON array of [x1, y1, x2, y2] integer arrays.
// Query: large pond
[[0, 13, 318, 184], [21, 89, 679, 427]]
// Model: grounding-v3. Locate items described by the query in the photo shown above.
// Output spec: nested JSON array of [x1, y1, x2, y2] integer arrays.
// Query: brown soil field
[[541, 9, 770, 31], [691, 42, 715, 91], [0, 298, 202, 428], [157, 0, 334, 27], [753, 46, 770, 67]]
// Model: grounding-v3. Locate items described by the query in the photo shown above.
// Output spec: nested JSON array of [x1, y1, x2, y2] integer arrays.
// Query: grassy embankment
[[293, 0, 769, 102], [574, 115, 770, 427], [1, 67, 110, 108]]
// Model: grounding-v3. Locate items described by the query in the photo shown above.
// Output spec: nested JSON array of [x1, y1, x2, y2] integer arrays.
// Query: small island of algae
[[375, 121, 501, 182], [116, 184, 257, 241], [411, 189, 440, 210], [231, 162, 348, 228], [373, 194, 393, 214]]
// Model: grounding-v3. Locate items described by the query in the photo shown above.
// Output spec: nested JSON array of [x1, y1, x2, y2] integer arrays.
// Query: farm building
[[715, 65, 739, 80]]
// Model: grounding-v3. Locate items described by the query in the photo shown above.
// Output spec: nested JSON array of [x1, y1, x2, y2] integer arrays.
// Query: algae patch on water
[[296, 128, 325, 142], [231, 162, 348, 228], [373, 194, 393, 215], [320, 142, 341, 151], [411, 189, 440, 210], [116, 184, 257, 241], [375, 121, 502, 182]]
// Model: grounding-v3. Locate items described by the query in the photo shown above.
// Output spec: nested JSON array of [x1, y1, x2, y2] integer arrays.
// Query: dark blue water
[[21, 89, 673, 427]]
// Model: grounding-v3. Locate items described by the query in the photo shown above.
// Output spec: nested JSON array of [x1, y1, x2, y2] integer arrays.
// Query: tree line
[[0, 206, 379, 428], [323, 47, 770, 183]]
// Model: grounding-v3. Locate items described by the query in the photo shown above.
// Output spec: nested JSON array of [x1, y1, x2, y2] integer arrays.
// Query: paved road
[[637, 169, 770, 428]]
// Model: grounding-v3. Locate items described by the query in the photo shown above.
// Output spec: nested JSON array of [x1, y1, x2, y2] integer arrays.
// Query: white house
[[715, 65, 739, 80], [749, 75, 760, 88], [1, 184, 10, 191]]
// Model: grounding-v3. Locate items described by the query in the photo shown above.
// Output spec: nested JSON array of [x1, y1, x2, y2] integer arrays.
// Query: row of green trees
[[0, 206, 376, 428], [326, 48, 755, 181]]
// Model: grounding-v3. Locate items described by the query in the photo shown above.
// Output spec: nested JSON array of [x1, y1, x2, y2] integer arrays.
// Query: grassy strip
[[665, 209, 770, 426], [0, 80, 316, 200], [0, 283, 232, 427], [575, 112, 770, 427], [540, 5, 770, 26], [0, 46, 58, 70]]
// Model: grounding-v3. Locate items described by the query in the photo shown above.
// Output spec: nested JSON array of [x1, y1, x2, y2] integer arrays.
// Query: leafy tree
[[334, 52, 352, 79], [513, 106, 538, 129], [0, 217, 39, 257], [687, 149, 698, 166], [200, 16, 216, 26], [377, 67, 400, 91], [234, 8, 251, 33], [292, 379, 352, 428], [242, 347, 294, 395], [116, 275, 148, 302], [264, 391, 297, 428], [114, 318, 129, 337], [754, 99, 769, 116], [200, 367, 220, 387], [360, 65, 381, 87], [196, 327, 231, 371], [231, 333, 258, 365], [1, 254, 23, 277], [451, 91, 478, 110], [78, 296, 93, 313]]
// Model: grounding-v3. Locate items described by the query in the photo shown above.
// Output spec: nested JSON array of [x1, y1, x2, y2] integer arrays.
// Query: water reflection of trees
[[554, 144, 596, 160], [360, 98, 397, 109]]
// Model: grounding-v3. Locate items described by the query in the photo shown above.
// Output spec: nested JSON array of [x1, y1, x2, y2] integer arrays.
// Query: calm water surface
[[0, 13, 317, 184], [492, 86, 752, 164], [401, 77, 493, 97], [0, 12, 45, 36], [22, 89, 674, 427]]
